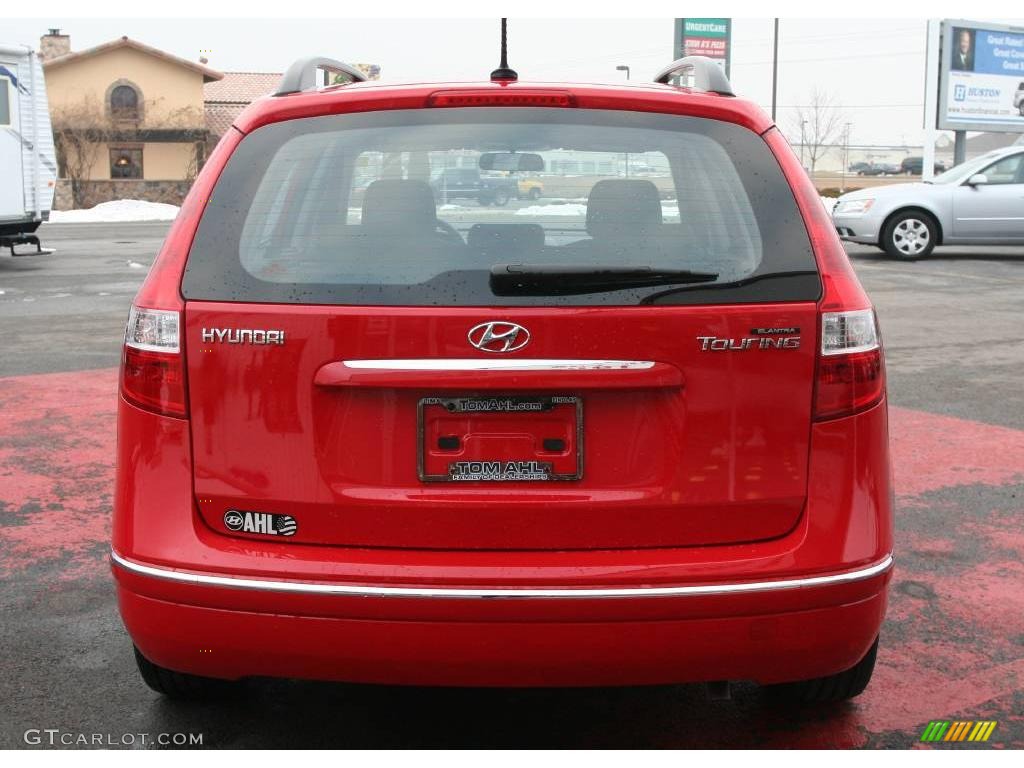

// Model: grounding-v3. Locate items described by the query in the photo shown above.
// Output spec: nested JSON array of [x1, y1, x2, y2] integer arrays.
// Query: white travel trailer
[[0, 43, 57, 255]]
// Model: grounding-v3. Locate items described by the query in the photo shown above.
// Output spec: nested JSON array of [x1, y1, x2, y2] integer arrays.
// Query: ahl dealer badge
[[223, 509, 297, 537]]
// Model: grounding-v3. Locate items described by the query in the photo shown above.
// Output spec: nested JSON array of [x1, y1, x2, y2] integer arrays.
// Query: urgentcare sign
[[674, 18, 732, 77], [938, 19, 1024, 132]]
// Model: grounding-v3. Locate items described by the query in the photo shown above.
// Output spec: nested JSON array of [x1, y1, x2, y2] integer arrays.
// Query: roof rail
[[274, 57, 367, 96], [653, 56, 734, 97]]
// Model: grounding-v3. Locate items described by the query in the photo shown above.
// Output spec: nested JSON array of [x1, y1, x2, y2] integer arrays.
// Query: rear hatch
[[182, 106, 821, 550]]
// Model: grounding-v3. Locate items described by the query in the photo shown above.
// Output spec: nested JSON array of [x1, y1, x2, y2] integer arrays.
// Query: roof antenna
[[490, 18, 518, 81]]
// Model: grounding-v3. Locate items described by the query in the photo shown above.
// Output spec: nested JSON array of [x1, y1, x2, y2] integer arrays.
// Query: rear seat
[[567, 179, 675, 264]]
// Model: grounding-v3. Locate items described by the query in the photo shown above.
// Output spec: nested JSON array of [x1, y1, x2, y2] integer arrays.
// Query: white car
[[832, 145, 1024, 259]]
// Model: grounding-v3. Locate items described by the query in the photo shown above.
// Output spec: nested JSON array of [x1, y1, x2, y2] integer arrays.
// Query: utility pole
[[953, 131, 967, 166], [922, 19, 940, 180], [771, 18, 779, 121], [841, 123, 852, 193]]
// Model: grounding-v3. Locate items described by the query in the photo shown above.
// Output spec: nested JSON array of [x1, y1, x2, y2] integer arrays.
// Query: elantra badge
[[223, 509, 297, 536], [468, 321, 530, 353]]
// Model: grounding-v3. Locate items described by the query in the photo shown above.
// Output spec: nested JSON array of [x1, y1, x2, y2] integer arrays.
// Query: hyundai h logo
[[468, 322, 530, 353]]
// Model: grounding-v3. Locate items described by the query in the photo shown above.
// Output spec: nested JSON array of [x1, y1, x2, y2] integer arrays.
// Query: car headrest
[[586, 179, 663, 238], [361, 179, 437, 233]]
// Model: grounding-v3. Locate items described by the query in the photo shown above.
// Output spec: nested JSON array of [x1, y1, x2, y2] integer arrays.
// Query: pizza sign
[[676, 18, 732, 76]]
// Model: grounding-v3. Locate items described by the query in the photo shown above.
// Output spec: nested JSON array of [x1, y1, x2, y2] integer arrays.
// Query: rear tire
[[493, 190, 511, 206], [768, 637, 879, 704], [528, 187, 542, 201], [133, 646, 239, 700], [881, 210, 938, 260]]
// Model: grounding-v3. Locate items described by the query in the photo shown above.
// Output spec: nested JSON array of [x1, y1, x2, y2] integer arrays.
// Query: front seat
[[567, 179, 667, 263], [585, 179, 664, 242], [354, 179, 456, 279], [361, 179, 439, 235]]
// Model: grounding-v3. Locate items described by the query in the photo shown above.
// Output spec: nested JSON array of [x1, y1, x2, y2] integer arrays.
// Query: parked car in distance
[[430, 167, 518, 206], [833, 145, 1024, 259], [849, 161, 872, 174], [1014, 81, 1024, 116], [900, 156, 947, 175], [517, 177, 543, 200], [861, 163, 902, 177], [113, 55, 892, 704]]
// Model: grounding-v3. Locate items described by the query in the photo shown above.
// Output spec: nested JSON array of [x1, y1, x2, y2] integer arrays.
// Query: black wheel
[[133, 646, 239, 700], [768, 637, 879, 704], [528, 187, 542, 201], [881, 210, 938, 260], [492, 190, 511, 207], [1019, 103, 1024, 117]]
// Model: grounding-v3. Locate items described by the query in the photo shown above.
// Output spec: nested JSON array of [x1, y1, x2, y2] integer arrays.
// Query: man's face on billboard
[[959, 31, 971, 55]]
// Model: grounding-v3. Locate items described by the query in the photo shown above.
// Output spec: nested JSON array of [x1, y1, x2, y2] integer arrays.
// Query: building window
[[110, 84, 140, 120], [0, 76, 11, 127], [110, 146, 143, 179]]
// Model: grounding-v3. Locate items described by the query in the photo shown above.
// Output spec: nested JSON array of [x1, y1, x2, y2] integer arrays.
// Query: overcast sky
[[6, 17, 1024, 145]]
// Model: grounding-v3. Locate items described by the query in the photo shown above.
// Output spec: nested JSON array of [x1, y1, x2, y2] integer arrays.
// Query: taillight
[[427, 90, 575, 108], [814, 308, 885, 421], [762, 129, 885, 420], [120, 306, 187, 418]]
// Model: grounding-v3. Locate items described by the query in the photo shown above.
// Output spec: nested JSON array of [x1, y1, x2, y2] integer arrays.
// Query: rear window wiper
[[490, 264, 719, 296]]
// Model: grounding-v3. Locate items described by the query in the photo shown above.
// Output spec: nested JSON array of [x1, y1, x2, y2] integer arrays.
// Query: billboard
[[938, 19, 1024, 132], [674, 18, 731, 77]]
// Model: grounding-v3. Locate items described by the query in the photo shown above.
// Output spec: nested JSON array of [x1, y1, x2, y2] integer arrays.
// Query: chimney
[[40, 28, 71, 61]]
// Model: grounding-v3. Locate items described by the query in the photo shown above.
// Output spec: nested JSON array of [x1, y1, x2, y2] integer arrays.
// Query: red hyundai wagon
[[112, 53, 893, 702]]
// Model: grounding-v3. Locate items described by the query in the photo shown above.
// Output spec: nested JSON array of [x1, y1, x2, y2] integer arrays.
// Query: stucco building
[[40, 30, 223, 208]]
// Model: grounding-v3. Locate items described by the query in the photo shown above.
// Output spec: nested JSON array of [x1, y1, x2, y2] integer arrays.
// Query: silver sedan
[[832, 145, 1024, 259]]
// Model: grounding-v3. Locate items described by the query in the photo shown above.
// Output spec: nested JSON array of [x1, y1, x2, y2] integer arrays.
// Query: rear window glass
[[183, 108, 819, 306]]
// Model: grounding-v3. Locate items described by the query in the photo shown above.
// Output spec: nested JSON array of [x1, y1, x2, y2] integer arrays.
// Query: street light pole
[[771, 18, 779, 122], [617, 65, 630, 176]]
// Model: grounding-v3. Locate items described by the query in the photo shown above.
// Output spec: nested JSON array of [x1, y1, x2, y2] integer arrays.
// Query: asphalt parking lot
[[1, 222, 1023, 748]]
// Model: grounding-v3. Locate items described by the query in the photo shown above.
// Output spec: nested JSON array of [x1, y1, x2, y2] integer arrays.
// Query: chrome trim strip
[[341, 359, 656, 372], [111, 550, 892, 600]]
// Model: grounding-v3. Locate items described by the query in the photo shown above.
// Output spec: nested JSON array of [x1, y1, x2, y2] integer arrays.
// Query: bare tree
[[791, 88, 845, 175], [162, 105, 206, 180], [52, 99, 208, 203], [51, 99, 114, 208]]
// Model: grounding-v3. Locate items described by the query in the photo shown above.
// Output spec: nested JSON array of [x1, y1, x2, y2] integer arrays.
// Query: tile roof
[[44, 36, 223, 82], [205, 103, 245, 138], [204, 72, 281, 104]]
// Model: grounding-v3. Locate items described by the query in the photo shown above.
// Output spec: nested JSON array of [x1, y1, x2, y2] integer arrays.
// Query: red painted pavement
[[1, 367, 1022, 747]]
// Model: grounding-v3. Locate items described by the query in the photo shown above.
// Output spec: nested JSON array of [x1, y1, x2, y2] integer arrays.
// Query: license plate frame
[[417, 395, 583, 482]]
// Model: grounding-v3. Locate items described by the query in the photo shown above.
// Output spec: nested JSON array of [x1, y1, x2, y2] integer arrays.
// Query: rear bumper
[[113, 392, 893, 687], [113, 551, 891, 687]]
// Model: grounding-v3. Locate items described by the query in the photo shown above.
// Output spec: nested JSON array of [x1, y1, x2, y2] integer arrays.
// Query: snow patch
[[515, 203, 588, 217], [49, 200, 180, 223]]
